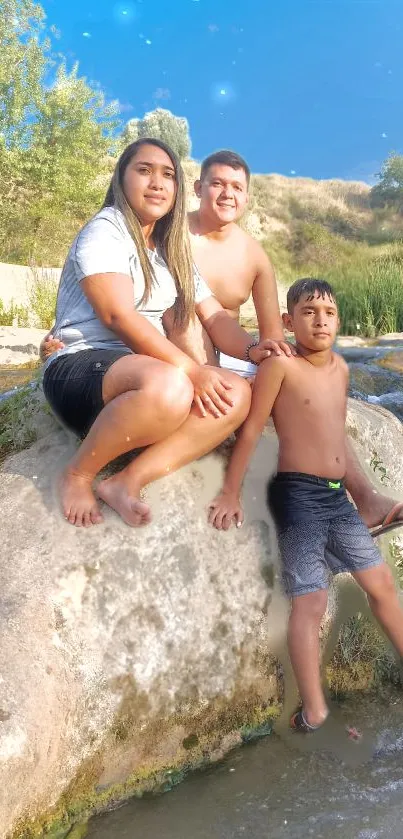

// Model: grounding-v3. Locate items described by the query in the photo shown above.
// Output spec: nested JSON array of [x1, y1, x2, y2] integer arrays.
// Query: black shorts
[[42, 348, 131, 438], [267, 472, 382, 597]]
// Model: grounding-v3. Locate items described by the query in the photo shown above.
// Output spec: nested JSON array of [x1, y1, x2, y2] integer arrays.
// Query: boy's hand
[[208, 490, 244, 530], [40, 333, 64, 362], [249, 339, 296, 365]]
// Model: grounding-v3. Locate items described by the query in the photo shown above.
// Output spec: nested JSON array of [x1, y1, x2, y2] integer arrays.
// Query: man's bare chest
[[192, 241, 255, 309]]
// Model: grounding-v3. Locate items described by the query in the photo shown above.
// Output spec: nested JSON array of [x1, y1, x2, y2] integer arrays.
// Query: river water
[[85, 690, 403, 839], [1, 344, 402, 839]]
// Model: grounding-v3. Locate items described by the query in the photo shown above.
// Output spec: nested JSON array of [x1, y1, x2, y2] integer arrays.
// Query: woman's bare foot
[[97, 475, 152, 527], [59, 469, 104, 527]]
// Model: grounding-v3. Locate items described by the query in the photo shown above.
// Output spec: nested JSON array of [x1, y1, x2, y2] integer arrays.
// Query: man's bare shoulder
[[245, 236, 275, 274]]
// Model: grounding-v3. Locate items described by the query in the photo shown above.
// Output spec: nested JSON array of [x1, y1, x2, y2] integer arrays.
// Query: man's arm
[[252, 246, 284, 341], [208, 356, 287, 529], [196, 296, 292, 362]]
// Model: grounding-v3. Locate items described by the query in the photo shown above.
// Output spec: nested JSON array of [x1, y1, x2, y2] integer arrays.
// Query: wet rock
[[377, 350, 403, 374], [376, 333, 403, 346]]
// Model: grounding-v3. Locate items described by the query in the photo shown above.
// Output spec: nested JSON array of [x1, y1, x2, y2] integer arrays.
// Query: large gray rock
[[0, 400, 402, 838], [0, 326, 48, 366]]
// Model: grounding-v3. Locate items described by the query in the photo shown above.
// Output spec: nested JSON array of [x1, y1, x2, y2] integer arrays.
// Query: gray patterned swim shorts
[[267, 472, 383, 597]]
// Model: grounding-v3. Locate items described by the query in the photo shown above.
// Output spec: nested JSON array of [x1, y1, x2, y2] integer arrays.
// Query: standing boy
[[208, 278, 403, 731]]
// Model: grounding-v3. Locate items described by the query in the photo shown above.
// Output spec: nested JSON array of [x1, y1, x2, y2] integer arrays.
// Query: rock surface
[[378, 349, 403, 374], [0, 399, 402, 838], [0, 262, 59, 311], [0, 326, 48, 366]]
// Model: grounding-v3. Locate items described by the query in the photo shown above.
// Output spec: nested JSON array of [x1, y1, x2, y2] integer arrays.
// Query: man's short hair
[[287, 278, 336, 314], [200, 150, 251, 186]]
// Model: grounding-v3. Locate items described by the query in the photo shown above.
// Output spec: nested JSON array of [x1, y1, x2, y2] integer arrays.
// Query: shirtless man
[[208, 277, 403, 731], [41, 149, 403, 536], [166, 149, 284, 377]]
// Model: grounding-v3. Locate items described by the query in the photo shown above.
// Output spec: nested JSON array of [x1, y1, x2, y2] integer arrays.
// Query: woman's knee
[[224, 375, 252, 428], [145, 366, 194, 419]]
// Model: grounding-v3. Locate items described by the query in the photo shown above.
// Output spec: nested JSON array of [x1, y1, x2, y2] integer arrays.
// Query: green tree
[[122, 108, 191, 160], [370, 154, 403, 210], [0, 0, 119, 265], [0, 0, 48, 148]]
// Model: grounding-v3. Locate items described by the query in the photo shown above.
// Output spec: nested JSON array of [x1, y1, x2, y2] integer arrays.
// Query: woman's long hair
[[103, 138, 195, 327]]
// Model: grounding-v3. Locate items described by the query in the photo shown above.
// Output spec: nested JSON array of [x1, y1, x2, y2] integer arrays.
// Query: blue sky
[[42, 0, 403, 181]]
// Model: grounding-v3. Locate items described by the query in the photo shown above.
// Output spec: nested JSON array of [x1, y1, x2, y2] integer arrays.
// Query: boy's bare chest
[[190, 235, 255, 310], [281, 365, 346, 420]]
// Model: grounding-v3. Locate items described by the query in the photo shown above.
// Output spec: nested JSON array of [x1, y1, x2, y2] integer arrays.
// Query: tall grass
[[266, 223, 403, 337], [326, 251, 403, 337], [27, 266, 58, 329]]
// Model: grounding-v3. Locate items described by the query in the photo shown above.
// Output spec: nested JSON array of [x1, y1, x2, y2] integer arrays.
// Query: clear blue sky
[[42, 0, 403, 181]]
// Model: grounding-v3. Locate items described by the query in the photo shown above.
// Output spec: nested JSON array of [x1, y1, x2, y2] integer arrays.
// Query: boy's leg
[[288, 590, 329, 728], [344, 438, 403, 532], [353, 563, 403, 657]]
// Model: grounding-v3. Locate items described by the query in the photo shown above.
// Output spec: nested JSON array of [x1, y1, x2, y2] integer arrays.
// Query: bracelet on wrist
[[245, 341, 259, 363]]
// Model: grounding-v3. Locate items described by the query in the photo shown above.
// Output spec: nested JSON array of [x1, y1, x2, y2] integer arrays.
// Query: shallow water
[[86, 691, 403, 839], [338, 344, 403, 422]]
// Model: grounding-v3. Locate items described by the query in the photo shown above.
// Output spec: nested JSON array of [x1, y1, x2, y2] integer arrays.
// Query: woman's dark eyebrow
[[135, 159, 175, 172]]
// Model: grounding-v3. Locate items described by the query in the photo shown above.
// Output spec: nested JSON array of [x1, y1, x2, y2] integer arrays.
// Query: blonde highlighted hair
[[103, 138, 195, 327]]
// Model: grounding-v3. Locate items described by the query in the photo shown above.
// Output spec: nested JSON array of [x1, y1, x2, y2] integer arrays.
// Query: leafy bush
[[28, 266, 58, 329], [0, 299, 29, 326]]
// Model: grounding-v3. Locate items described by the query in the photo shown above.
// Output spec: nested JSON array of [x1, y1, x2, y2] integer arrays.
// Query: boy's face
[[283, 292, 339, 351], [194, 164, 249, 224]]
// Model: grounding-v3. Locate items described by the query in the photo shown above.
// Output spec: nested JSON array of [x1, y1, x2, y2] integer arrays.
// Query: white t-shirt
[[43, 206, 211, 372]]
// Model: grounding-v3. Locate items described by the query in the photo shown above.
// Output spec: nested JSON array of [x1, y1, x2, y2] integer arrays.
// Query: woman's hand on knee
[[189, 366, 234, 418]]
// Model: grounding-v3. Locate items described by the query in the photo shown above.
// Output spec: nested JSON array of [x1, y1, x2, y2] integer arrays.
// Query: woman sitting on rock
[[43, 138, 287, 528]]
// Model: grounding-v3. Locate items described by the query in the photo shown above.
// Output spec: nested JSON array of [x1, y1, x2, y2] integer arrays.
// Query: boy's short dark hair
[[200, 150, 250, 186], [287, 278, 336, 314]]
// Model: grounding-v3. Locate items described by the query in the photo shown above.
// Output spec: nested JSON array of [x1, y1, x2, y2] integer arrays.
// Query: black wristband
[[245, 341, 259, 362]]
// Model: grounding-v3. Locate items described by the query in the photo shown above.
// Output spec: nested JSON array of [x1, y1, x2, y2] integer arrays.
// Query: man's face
[[195, 164, 249, 224]]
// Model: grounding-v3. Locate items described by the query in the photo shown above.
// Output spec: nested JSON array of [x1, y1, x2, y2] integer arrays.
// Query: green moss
[[9, 680, 281, 839], [326, 612, 401, 698]]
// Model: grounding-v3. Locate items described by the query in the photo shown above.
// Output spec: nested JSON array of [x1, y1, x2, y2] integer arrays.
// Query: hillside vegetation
[[1, 0, 402, 337], [1, 159, 402, 337], [184, 161, 403, 337]]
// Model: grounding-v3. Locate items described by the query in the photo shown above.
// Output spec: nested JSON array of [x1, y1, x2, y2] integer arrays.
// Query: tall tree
[[0, 0, 119, 264], [371, 154, 403, 210], [122, 108, 191, 160]]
